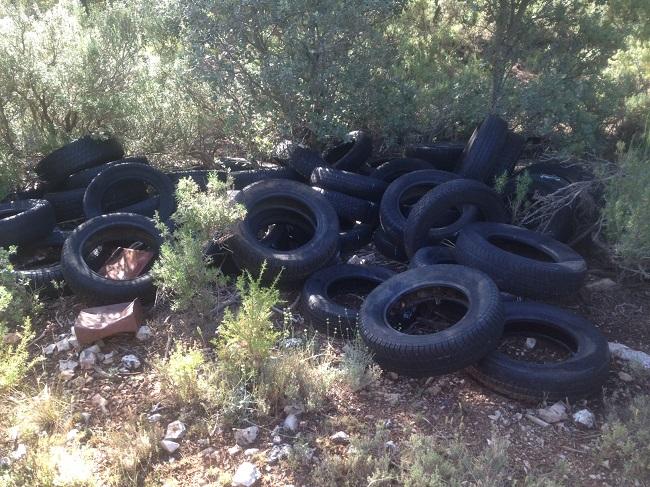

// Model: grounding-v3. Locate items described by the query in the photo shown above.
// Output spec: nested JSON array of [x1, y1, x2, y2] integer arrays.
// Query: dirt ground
[[15, 243, 650, 486]]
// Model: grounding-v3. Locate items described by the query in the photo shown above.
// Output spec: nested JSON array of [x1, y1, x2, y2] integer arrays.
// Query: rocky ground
[[2, 244, 649, 486]]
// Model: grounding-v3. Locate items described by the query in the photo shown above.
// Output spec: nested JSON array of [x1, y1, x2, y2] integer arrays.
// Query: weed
[[154, 342, 210, 407], [339, 336, 381, 392]]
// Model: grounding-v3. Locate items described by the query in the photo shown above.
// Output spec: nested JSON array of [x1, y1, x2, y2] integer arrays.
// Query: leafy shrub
[[154, 342, 210, 406], [603, 129, 650, 275], [339, 337, 381, 392], [152, 175, 245, 313]]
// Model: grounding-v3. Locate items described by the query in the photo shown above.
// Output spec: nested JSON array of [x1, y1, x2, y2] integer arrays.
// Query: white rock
[[68, 335, 79, 350], [0, 457, 10, 468], [244, 448, 260, 457], [165, 420, 187, 441], [161, 440, 180, 454], [618, 371, 633, 382], [43, 343, 56, 355], [228, 445, 242, 456], [148, 413, 163, 423], [136, 326, 153, 341], [283, 414, 299, 432], [59, 360, 78, 372], [79, 349, 97, 370], [10, 444, 26, 461], [609, 342, 650, 369], [267, 444, 291, 464], [55, 338, 71, 353], [59, 369, 75, 381], [91, 393, 109, 414], [234, 426, 259, 446], [232, 461, 261, 487], [586, 278, 617, 292], [330, 431, 350, 444], [86, 344, 102, 354], [121, 354, 141, 370], [102, 352, 115, 365], [537, 402, 568, 424], [525, 338, 537, 349], [573, 409, 596, 428], [385, 440, 397, 452]]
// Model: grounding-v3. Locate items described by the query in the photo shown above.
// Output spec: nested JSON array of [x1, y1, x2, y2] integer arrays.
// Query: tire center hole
[[328, 278, 381, 310], [249, 202, 316, 251], [101, 179, 159, 212], [488, 236, 555, 262], [386, 286, 469, 335], [497, 320, 577, 363]]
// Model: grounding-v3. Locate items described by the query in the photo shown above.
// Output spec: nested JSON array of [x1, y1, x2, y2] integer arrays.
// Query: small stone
[[79, 349, 97, 370], [618, 371, 633, 382], [272, 435, 282, 445], [609, 342, 650, 369], [267, 444, 291, 464], [387, 372, 399, 381], [228, 445, 242, 456], [525, 338, 537, 349], [102, 352, 115, 365], [526, 414, 550, 428], [280, 338, 302, 349], [165, 420, 187, 441], [385, 393, 400, 406], [66, 429, 79, 442], [10, 444, 26, 461], [148, 413, 163, 423], [197, 438, 210, 448], [91, 393, 109, 414], [85, 344, 102, 354], [59, 359, 78, 372], [201, 447, 216, 458], [136, 326, 153, 341], [385, 440, 397, 453], [234, 426, 259, 446], [488, 411, 502, 421], [55, 338, 71, 353], [68, 334, 79, 350], [121, 354, 141, 371], [0, 457, 11, 468], [283, 414, 299, 432], [243, 448, 260, 457], [573, 409, 596, 429], [586, 278, 617, 292], [161, 440, 180, 454], [330, 431, 350, 444], [232, 461, 261, 487], [59, 369, 75, 380], [43, 343, 56, 355], [536, 402, 568, 424]]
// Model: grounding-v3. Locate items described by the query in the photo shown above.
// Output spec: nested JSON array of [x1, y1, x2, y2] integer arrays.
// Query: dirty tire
[[232, 166, 303, 189], [11, 228, 70, 295], [359, 265, 504, 377], [454, 222, 587, 299], [404, 142, 465, 171], [370, 158, 434, 183], [403, 178, 508, 257], [0, 199, 56, 247], [372, 228, 407, 262], [409, 246, 457, 269], [61, 213, 162, 304], [324, 130, 373, 171], [310, 167, 388, 202], [458, 115, 508, 183], [287, 146, 327, 179], [83, 163, 175, 220], [301, 264, 395, 337], [312, 187, 379, 225], [64, 157, 149, 189], [229, 180, 340, 286], [467, 301, 610, 402], [379, 169, 461, 244], [36, 136, 124, 185], [340, 223, 374, 254]]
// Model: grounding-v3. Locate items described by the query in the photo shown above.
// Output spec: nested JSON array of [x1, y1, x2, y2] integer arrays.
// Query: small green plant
[[0, 248, 41, 329], [600, 394, 650, 481], [339, 337, 380, 392], [154, 342, 209, 406], [507, 170, 533, 223], [152, 175, 245, 313]]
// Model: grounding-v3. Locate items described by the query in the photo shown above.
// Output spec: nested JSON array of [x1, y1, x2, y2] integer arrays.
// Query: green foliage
[[0, 318, 38, 392], [154, 342, 209, 406], [339, 337, 380, 392], [603, 129, 650, 275], [0, 248, 40, 329], [151, 175, 245, 313], [601, 395, 650, 481]]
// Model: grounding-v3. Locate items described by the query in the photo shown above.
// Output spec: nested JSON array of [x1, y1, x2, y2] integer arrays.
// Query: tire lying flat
[[467, 301, 610, 402], [301, 264, 395, 337], [310, 166, 388, 202], [359, 265, 504, 377], [455, 222, 587, 299], [312, 187, 379, 225], [229, 180, 340, 286], [409, 245, 457, 268]]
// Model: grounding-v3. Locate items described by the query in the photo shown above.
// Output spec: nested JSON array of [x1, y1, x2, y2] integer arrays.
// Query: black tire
[[229, 180, 339, 285], [43, 188, 85, 222], [287, 146, 327, 179], [64, 157, 149, 190], [165, 169, 225, 190], [379, 169, 461, 244], [372, 228, 407, 262], [455, 222, 587, 299], [83, 163, 175, 220], [2, 181, 56, 203], [493, 131, 525, 178], [312, 187, 379, 225], [324, 130, 372, 171], [232, 167, 303, 189], [359, 265, 504, 377], [467, 301, 610, 402], [61, 213, 162, 304], [36, 136, 124, 185], [370, 158, 433, 183], [11, 228, 70, 295], [340, 223, 374, 254], [301, 264, 395, 337], [0, 199, 56, 247], [458, 115, 508, 183], [404, 142, 465, 171], [310, 167, 388, 202], [403, 179, 508, 257], [409, 246, 457, 269]]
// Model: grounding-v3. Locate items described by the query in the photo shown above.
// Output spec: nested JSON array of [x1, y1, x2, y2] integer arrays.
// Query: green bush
[[151, 175, 245, 313]]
